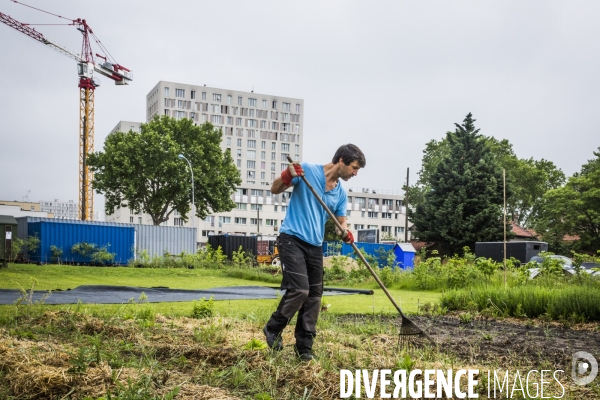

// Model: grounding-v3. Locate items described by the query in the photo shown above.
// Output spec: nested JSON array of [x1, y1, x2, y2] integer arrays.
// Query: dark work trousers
[[265, 232, 324, 353]]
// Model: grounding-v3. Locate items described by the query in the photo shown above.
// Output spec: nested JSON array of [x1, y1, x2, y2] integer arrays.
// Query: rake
[[286, 156, 430, 346]]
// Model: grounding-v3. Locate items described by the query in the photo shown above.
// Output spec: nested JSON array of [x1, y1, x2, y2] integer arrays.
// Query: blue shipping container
[[28, 221, 134, 265], [322, 241, 396, 267]]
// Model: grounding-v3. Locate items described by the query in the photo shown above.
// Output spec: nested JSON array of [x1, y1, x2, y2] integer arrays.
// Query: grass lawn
[[0, 264, 440, 317]]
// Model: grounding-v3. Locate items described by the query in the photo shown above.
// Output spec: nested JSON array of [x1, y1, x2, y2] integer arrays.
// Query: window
[[395, 227, 405, 234], [190, 90, 196, 99], [262, 99, 267, 108], [175, 89, 185, 98], [238, 96, 243, 105], [251, 204, 263, 210], [271, 152, 276, 160], [271, 122, 277, 130], [368, 225, 378, 229], [261, 171, 266, 179], [237, 138, 242, 146], [274, 205, 278, 212], [213, 93, 221, 102], [202, 92, 206, 100], [271, 162, 276, 171], [247, 140, 256, 149], [368, 212, 378, 218], [381, 226, 392, 233], [235, 203, 247, 210], [354, 224, 365, 230], [282, 102, 290, 111], [382, 213, 392, 219], [164, 87, 169, 96], [237, 188, 248, 195], [295, 145, 300, 153], [281, 163, 288, 171], [281, 153, 289, 161], [174, 218, 184, 226], [249, 98, 257, 107], [296, 104, 301, 112], [226, 137, 232, 146], [261, 151, 266, 159], [227, 95, 232, 104], [138, 217, 142, 224], [368, 198, 379, 206], [227, 116, 233, 125], [202, 114, 208, 122], [383, 199, 393, 206], [261, 140, 267, 149], [271, 142, 276, 150], [282, 123, 291, 132], [281, 143, 290, 152], [295, 124, 300, 132], [272, 100, 277, 109], [251, 189, 263, 196], [261, 120, 267, 129], [248, 119, 258, 128], [247, 160, 256, 169], [130, 216, 134, 223], [235, 217, 247, 225], [247, 129, 256, 138], [176, 111, 186, 119], [211, 115, 223, 124], [247, 150, 256, 159], [236, 117, 242, 126], [247, 171, 255, 179], [249, 109, 255, 117], [250, 218, 262, 226], [271, 172, 276, 180], [281, 206, 287, 213]]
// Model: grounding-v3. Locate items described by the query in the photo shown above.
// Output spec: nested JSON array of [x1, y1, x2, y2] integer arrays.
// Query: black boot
[[263, 325, 283, 351]]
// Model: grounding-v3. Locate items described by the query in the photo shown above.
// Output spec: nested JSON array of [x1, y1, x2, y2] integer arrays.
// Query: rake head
[[398, 314, 433, 347]]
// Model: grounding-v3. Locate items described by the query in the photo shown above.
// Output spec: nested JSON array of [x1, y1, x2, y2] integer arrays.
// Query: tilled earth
[[338, 314, 600, 371]]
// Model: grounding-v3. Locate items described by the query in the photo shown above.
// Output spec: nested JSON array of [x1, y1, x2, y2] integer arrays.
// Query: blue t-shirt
[[280, 162, 347, 246]]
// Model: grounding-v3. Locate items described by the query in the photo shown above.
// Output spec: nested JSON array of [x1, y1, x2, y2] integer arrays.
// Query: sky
[[1, 0, 599, 219]]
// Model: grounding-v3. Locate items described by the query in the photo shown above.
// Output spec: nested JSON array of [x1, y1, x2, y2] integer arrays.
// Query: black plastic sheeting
[[0, 285, 370, 305]]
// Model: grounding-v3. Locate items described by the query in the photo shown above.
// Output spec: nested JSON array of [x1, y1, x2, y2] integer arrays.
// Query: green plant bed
[[441, 284, 600, 322]]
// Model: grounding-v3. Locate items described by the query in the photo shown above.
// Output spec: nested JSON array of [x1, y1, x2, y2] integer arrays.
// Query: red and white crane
[[0, 2, 133, 220]]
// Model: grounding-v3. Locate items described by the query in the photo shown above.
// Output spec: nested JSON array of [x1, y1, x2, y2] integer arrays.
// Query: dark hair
[[332, 144, 366, 167]]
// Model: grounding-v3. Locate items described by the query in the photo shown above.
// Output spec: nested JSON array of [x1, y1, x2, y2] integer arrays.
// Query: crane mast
[[0, 9, 132, 220]]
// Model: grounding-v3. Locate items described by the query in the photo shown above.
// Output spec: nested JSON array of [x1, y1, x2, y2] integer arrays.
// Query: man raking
[[263, 144, 366, 361]]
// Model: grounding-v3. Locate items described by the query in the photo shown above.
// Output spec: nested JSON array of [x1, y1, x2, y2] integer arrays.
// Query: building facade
[[105, 82, 410, 244], [40, 199, 78, 220]]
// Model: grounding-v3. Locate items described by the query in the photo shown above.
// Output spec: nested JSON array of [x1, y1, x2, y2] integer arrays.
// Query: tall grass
[[441, 283, 600, 321]]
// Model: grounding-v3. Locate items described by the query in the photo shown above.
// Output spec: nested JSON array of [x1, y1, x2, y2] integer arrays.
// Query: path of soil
[[339, 314, 600, 371]]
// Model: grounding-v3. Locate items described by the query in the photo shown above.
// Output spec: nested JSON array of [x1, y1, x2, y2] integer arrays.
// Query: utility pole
[[404, 167, 409, 243]]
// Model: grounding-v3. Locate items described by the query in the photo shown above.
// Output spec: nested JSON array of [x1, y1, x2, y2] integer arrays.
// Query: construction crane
[[0, 3, 132, 220]]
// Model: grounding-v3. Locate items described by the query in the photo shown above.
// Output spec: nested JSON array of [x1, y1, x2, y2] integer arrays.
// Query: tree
[[409, 113, 506, 255], [407, 131, 564, 228], [535, 147, 600, 252], [88, 116, 241, 225]]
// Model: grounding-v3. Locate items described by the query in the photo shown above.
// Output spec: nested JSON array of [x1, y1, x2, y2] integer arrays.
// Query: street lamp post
[[178, 154, 195, 245]]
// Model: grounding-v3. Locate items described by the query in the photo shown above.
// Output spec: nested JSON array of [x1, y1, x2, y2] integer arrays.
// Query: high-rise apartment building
[[40, 199, 78, 220], [106, 81, 410, 244]]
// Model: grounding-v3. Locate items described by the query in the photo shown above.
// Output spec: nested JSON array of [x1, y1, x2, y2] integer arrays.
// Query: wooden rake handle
[[285, 155, 405, 317]]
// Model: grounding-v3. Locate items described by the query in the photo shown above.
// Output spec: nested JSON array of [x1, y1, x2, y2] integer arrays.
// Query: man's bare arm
[[336, 216, 348, 231], [271, 175, 289, 194]]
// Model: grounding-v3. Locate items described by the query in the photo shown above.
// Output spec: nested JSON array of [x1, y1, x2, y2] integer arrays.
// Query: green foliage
[[409, 113, 507, 255], [88, 115, 241, 225], [408, 121, 564, 230], [231, 245, 253, 267], [475, 257, 499, 286], [190, 297, 214, 319], [441, 282, 600, 322], [535, 147, 600, 252], [72, 242, 116, 265], [10, 237, 24, 262], [243, 338, 267, 350], [49, 245, 63, 264]]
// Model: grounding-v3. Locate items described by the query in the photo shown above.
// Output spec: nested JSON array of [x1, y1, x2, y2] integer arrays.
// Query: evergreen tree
[[409, 113, 506, 254]]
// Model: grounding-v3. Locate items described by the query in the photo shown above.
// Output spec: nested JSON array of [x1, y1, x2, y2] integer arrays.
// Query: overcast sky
[[1, 1, 599, 219]]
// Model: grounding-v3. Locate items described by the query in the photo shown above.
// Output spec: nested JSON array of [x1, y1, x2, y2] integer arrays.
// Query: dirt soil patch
[[339, 313, 600, 371]]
